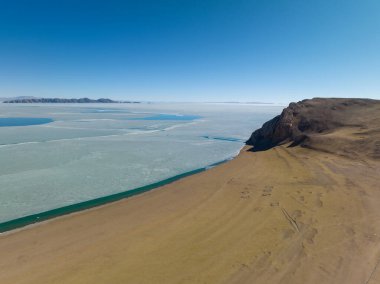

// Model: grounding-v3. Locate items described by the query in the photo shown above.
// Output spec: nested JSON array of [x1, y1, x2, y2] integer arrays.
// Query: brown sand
[[0, 143, 380, 284]]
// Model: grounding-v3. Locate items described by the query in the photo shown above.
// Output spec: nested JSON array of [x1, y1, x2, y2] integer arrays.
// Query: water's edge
[[0, 158, 231, 233]]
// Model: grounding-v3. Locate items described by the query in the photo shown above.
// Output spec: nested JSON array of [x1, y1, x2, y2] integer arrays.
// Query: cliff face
[[247, 98, 380, 159]]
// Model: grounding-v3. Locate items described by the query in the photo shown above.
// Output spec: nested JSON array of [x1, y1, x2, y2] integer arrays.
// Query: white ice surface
[[0, 102, 283, 222]]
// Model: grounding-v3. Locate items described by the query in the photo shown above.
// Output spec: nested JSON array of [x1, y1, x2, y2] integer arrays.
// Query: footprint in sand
[[262, 185, 273, 196], [305, 228, 318, 244], [240, 190, 250, 199], [315, 193, 323, 207], [291, 209, 302, 219]]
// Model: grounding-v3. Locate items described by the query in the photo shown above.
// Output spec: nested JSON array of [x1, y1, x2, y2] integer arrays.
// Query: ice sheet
[[0, 102, 283, 222]]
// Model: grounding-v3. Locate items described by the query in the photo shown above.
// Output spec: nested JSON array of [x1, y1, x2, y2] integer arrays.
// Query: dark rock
[[246, 98, 380, 159]]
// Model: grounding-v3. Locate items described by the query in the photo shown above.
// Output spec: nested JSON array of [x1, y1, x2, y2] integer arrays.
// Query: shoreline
[[0, 151, 241, 233], [1, 143, 380, 283]]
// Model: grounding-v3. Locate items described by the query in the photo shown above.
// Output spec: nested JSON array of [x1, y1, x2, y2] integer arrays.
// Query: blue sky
[[0, 0, 379, 103]]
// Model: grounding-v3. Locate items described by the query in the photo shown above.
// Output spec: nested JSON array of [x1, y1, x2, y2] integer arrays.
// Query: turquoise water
[[202, 136, 244, 142], [0, 117, 53, 127]]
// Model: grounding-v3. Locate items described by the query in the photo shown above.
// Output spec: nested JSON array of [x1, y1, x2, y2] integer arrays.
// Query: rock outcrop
[[247, 98, 380, 159]]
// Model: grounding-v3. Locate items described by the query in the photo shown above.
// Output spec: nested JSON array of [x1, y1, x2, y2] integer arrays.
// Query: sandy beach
[[1, 98, 380, 284]]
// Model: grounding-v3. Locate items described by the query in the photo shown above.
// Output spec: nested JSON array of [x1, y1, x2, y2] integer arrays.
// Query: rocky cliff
[[247, 98, 380, 159]]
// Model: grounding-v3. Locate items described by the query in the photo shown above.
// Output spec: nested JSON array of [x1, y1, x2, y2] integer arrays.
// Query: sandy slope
[[0, 143, 380, 284]]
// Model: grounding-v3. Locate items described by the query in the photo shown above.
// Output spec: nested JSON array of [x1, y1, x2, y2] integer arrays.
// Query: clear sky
[[0, 0, 379, 103]]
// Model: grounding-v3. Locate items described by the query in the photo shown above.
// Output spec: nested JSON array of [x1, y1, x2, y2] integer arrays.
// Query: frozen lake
[[0, 102, 283, 223]]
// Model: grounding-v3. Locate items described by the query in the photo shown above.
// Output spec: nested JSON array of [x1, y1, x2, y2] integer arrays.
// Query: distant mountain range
[[0, 96, 37, 102], [2, 97, 140, 103]]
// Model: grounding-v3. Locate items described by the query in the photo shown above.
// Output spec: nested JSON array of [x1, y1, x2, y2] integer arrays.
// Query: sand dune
[[0, 98, 380, 283]]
